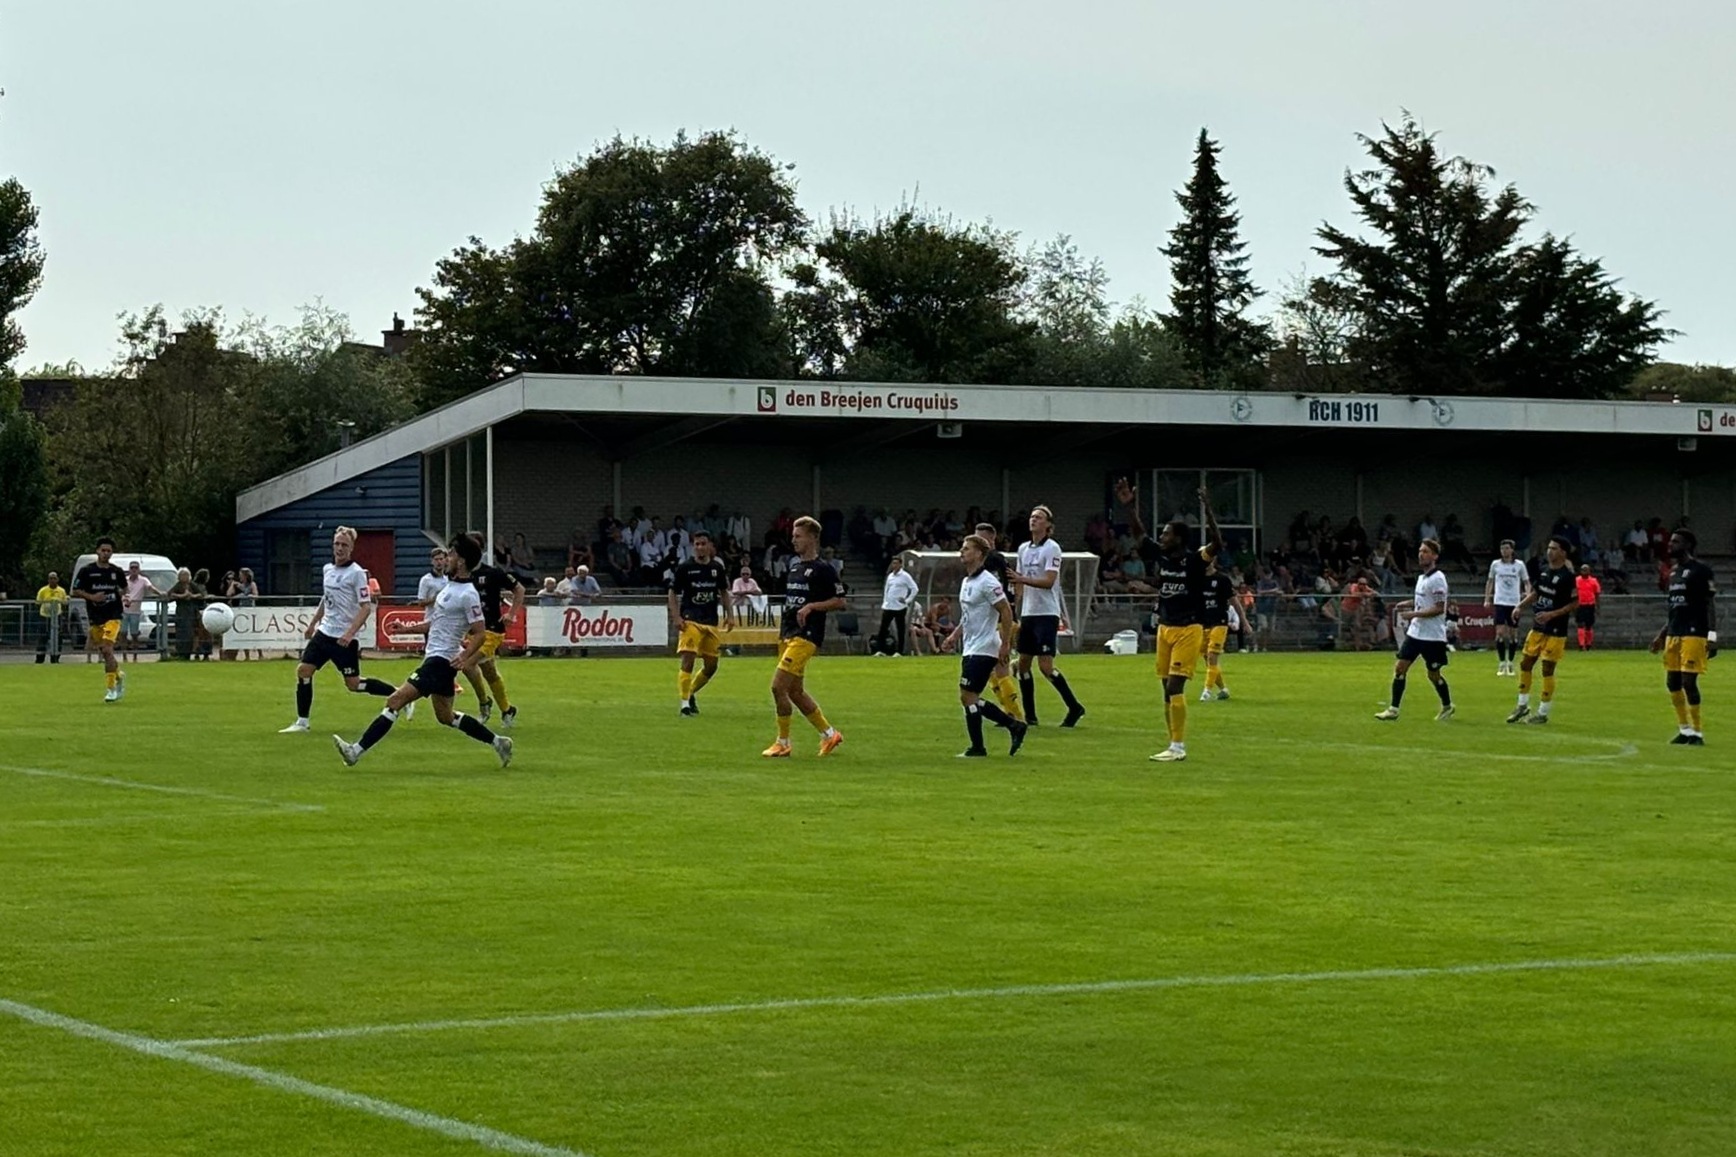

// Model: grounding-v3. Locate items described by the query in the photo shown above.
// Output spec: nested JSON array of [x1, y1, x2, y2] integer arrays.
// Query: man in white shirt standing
[[1376, 538, 1456, 721], [946, 534, 1028, 757], [279, 526, 397, 733], [874, 555, 919, 656], [1483, 539, 1531, 675], [1006, 504, 1086, 727]]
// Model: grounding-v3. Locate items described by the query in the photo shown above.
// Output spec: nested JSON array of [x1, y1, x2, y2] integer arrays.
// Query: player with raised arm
[[469, 540, 526, 730], [279, 526, 395, 733], [1375, 538, 1456, 722], [1007, 505, 1085, 728], [947, 535, 1029, 757], [1117, 479, 1223, 762], [1484, 539, 1530, 675], [1506, 535, 1578, 725], [669, 529, 735, 715], [333, 533, 512, 768], [1649, 528, 1717, 745], [763, 516, 846, 757], [974, 521, 1025, 723], [71, 537, 128, 702]]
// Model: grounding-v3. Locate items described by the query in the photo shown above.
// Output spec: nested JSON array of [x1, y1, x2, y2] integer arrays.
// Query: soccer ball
[[202, 602, 236, 635]]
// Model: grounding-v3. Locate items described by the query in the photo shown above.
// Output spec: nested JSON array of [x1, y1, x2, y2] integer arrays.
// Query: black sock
[[296, 677, 312, 718], [359, 677, 395, 697], [1047, 671, 1082, 713], [1434, 678, 1452, 706], [978, 701, 1014, 729], [1391, 677, 1407, 707], [965, 704, 985, 749], [1685, 679, 1702, 707], [455, 713, 496, 744], [1019, 673, 1037, 721], [358, 709, 396, 751]]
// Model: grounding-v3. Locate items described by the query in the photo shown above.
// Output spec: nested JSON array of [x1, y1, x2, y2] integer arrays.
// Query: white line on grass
[[1248, 739, 1642, 764], [0, 765, 324, 813], [173, 951, 1736, 1049], [0, 997, 588, 1157]]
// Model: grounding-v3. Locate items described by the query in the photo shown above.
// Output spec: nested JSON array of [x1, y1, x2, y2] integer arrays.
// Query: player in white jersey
[[418, 546, 450, 607], [1006, 505, 1085, 727], [1484, 539, 1531, 675], [945, 535, 1029, 757], [333, 533, 512, 767], [1376, 538, 1456, 721], [278, 526, 396, 733]]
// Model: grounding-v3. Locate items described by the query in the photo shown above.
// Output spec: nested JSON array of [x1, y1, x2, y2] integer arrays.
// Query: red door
[[352, 531, 396, 597]]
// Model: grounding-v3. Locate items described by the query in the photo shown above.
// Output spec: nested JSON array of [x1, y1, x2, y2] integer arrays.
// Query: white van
[[69, 552, 180, 632]]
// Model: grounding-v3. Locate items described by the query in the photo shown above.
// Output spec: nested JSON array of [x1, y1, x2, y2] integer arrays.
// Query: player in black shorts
[[974, 522, 1025, 722]]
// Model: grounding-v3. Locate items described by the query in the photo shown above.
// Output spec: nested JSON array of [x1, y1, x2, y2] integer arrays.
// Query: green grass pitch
[[3, 650, 1734, 1156]]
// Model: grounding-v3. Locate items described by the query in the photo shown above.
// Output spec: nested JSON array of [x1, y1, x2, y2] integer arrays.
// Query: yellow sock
[[106, 671, 118, 690], [678, 670, 692, 700], [1169, 694, 1188, 742], [1518, 669, 1533, 695], [1671, 690, 1690, 726], [777, 713, 792, 740], [486, 673, 510, 712], [994, 675, 1023, 720], [1162, 695, 1172, 737], [803, 707, 831, 734], [1690, 704, 1703, 732], [689, 669, 713, 695], [1541, 675, 1556, 703]]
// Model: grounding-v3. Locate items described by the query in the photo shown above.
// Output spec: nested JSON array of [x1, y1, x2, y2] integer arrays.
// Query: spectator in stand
[[821, 546, 847, 591], [1439, 513, 1476, 574], [569, 566, 601, 604], [906, 603, 938, 655], [1416, 513, 1440, 550], [1097, 550, 1130, 596], [594, 505, 621, 552], [536, 576, 562, 605], [122, 560, 165, 658], [1084, 510, 1110, 556], [1623, 520, 1648, 561], [770, 507, 795, 545], [34, 570, 68, 664], [668, 516, 693, 564], [1337, 517, 1369, 566], [730, 564, 764, 619], [226, 567, 262, 661], [927, 597, 957, 654], [726, 509, 751, 551], [1118, 551, 1157, 595], [1255, 568, 1281, 652], [166, 568, 200, 660], [1341, 571, 1375, 651], [875, 556, 919, 655], [1646, 517, 1669, 562], [1602, 547, 1630, 594], [872, 508, 898, 563], [190, 568, 217, 660], [603, 528, 635, 586], [1578, 517, 1601, 569], [555, 566, 579, 597]]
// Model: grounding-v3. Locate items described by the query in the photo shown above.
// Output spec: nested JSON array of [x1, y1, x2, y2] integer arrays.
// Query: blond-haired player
[[764, 516, 846, 757]]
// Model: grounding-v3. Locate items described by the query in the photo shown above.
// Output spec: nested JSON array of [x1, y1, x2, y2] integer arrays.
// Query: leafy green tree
[[1160, 130, 1269, 387], [1311, 114, 1665, 397], [0, 168, 48, 590], [1270, 270, 1364, 393], [1495, 234, 1671, 398], [413, 131, 806, 404], [1624, 362, 1736, 403], [805, 207, 1034, 383], [1313, 114, 1528, 395]]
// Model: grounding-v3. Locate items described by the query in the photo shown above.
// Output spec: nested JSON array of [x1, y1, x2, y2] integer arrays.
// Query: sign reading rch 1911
[[1306, 398, 1381, 425]]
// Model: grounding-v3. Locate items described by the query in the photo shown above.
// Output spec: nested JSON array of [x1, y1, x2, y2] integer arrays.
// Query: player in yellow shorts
[[764, 516, 845, 757], [1116, 477, 1223, 763], [72, 538, 129, 703], [467, 543, 524, 729], [1650, 528, 1717, 745], [1506, 536, 1577, 725], [1198, 558, 1236, 702], [669, 531, 735, 715]]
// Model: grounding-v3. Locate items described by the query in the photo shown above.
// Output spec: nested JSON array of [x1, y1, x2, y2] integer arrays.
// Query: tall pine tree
[[1160, 129, 1267, 388]]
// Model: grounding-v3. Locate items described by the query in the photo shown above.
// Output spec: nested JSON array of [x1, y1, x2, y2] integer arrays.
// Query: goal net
[[899, 549, 1101, 651]]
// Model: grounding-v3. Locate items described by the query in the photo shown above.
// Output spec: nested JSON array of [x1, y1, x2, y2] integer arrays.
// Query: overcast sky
[[5, 0, 1733, 372]]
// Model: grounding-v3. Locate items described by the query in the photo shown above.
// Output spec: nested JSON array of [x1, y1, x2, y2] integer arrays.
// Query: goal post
[[899, 550, 1101, 651]]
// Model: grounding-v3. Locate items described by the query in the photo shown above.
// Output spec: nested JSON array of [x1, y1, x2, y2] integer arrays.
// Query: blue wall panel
[[236, 456, 426, 595]]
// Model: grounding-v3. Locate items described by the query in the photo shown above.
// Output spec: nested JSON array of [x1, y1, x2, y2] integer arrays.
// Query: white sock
[[1516, 693, 1529, 707]]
